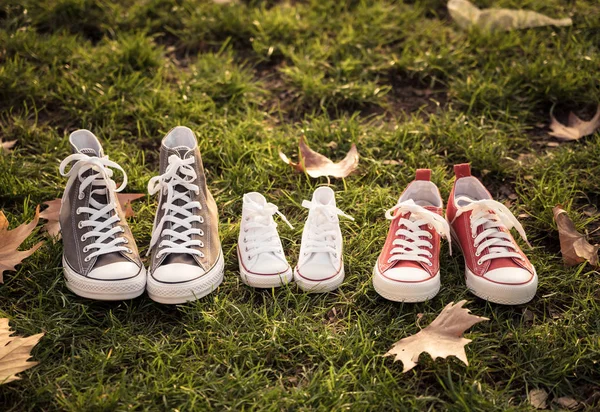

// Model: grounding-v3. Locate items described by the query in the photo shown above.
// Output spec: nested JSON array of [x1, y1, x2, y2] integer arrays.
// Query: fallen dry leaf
[[39, 194, 145, 240], [385, 300, 488, 373], [553, 205, 599, 267], [554, 397, 580, 410], [279, 137, 359, 179], [39, 199, 61, 239], [116, 193, 145, 218], [0, 140, 16, 153], [0, 318, 43, 384], [529, 388, 549, 409], [0, 207, 43, 283], [549, 106, 600, 141], [448, 0, 572, 31]]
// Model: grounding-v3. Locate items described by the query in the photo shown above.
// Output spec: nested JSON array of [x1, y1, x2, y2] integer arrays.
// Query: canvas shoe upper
[[146, 126, 224, 304], [373, 169, 450, 302], [447, 163, 537, 305], [294, 187, 354, 292], [237, 192, 293, 288], [59, 129, 146, 300]]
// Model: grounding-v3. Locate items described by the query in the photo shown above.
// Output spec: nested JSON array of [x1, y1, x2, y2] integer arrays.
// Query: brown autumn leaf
[[39, 194, 145, 240], [385, 300, 488, 373], [0, 140, 16, 153], [554, 397, 580, 410], [116, 193, 145, 218], [553, 205, 599, 267], [0, 318, 44, 384], [39, 199, 61, 239], [279, 136, 359, 179], [549, 106, 600, 141], [528, 388, 549, 409], [0, 207, 43, 283]]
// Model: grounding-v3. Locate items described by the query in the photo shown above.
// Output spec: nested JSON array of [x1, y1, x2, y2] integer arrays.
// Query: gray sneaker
[[59, 130, 146, 300], [146, 126, 224, 304]]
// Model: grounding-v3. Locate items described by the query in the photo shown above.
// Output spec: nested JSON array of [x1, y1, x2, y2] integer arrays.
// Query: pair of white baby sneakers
[[237, 187, 354, 293]]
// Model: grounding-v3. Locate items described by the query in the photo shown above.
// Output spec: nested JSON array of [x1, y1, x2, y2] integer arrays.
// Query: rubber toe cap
[[152, 263, 205, 283], [484, 267, 534, 284], [88, 261, 141, 280]]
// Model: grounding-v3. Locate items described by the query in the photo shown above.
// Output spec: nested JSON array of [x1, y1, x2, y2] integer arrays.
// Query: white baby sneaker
[[237, 192, 293, 288], [294, 187, 354, 293]]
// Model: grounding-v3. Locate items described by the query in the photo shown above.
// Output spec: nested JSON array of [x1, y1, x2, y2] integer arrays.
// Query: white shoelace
[[59, 154, 130, 262], [301, 200, 354, 258], [452, 196, 530, 265], [147, 155, 204, 259], [242, 202, 293, 260], [385, 199, 451, 267]]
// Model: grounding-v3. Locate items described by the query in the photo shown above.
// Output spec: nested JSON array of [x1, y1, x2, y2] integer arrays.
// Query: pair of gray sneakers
[[59, 126, 224, 304]]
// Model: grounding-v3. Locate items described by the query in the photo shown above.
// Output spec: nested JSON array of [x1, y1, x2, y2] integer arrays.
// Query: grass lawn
[[1, 0, 600, 410]]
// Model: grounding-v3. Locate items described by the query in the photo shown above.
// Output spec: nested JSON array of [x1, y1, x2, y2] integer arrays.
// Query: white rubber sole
[[294, 265, 344, 293], [239, 263, 293, 289], [62, 256, 146, 301], [146, 252, 225, 304], [450, 227, 538, 305], [465, 267, 538, 305], [372, 265, 440, 303]]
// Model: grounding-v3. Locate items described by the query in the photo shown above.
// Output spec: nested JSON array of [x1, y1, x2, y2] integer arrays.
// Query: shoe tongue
[[171, 145, 192, 158], [78, 148, 125, 267], [79, 147, 100, 157], [161, 145, 201, 268]]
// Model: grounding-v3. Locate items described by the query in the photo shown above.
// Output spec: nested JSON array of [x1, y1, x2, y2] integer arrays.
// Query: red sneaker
[[447, 164, 537, 305], [373, 169, 450, 302]]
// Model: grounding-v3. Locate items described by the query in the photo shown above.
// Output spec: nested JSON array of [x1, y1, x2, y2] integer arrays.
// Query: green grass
[[1, 0, 600, 410]]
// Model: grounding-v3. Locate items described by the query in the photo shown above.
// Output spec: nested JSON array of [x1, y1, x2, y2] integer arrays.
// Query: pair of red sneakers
[[373, 164, 537, 305]]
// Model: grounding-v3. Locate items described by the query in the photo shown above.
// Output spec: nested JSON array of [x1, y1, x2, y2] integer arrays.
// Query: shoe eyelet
[[78, 222, 83, 229], [76, 208, 81, 215], [80, 235, 85, 242], [427, 262, 433, 266], [84, 257, 91, 262], [199, 242, 204, 247], [123, 239, 129, 244], [199, 217, 204, 223], [248, 256, 252, 260], [244, 229, 248, 233], [126, 248, 132, 254], [427, 224, 432, 229], [477, 259, 483, 265], [471, 233, 476, 239], [83, 246, 88, 252], [78, 192, 84, 200], [475, 251, 480, 257]]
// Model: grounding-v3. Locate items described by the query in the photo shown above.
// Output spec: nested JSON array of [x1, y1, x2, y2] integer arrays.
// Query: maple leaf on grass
[[0, 318, 44, 384], [549, 106, 600, 141], [385, 300, 488, 373], [39, 194, 145, 240], [279, 136, 359, 179], [116, 193, 145, 218], [39, 199, 61, 239], [553, 205, 599, 267], [0, 140, 17, 153], [0, 207, 43, 283]]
